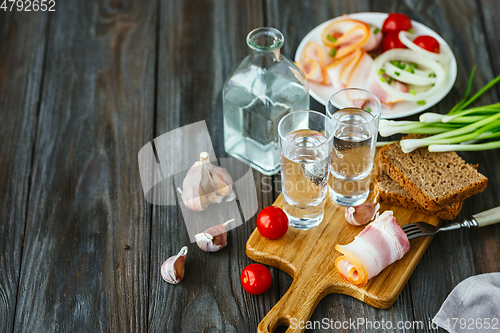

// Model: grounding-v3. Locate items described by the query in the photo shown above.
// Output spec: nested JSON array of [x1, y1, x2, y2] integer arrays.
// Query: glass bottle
[[223, 27, 310, 176]]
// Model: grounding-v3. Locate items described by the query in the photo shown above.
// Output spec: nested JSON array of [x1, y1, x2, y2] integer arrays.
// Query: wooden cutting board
[[246, 150, 441, 333]]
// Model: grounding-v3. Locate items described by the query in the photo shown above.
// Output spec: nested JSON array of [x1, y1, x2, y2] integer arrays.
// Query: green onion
[[406, 67, 415, 74], [366, 107, 372, 113], [457, 72, 500, 110], [329, 48, 337, 57], [409, 63, 418, 69], [399, 63, 406, 70], [429, 140, 500, 152], [424, 112, 500, 141], [327, 35, 337, 43], [400, 119, 500, 152], [379, 67, 500, 153], [374, 27, 380, 34], [429, 73, 437, 78], [378, 69, 385, 75], [379, 120, 460, 137], [391, 60, 400, 67], [395, 72, 400, 76], [387, 77, 394, 84], [408, 28, 414, 34], [444, 115, 488, 123], [380, 77, 386, 83], [441, 106, 500, 122], [448, 65, 476, 115], [409, 89, 416, 95]]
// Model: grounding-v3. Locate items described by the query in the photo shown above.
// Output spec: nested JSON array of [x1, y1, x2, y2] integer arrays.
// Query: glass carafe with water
[[223, 27, 309, 176]]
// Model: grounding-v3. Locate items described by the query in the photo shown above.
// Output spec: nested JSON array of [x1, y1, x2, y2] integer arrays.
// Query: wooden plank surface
[[11, 1, 156, 331], [475, 0, 500, 274], [0, 9, 48, 333], [148, 1, 270, 332], [0, 0, 499, 332]]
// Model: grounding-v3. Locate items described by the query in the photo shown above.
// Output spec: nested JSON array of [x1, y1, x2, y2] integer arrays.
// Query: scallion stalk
[[448, 65, 476, 114], [400, 119, 500, 153], [429, 140, 500, 152], [378, 66, 500, 152]]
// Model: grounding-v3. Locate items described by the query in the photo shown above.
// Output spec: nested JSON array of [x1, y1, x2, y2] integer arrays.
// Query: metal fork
[[402, 206, 500, 240]]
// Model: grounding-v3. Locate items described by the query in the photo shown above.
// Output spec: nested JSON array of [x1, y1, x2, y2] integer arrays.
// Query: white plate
[[295, 12, 458, 119]]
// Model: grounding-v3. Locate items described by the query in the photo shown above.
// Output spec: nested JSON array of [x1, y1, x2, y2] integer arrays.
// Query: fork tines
[[402, 224, 419, 232], [402, 223, 423, 240]]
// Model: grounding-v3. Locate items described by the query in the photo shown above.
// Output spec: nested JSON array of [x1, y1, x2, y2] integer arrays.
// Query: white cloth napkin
[[433, 273, 500, 333]]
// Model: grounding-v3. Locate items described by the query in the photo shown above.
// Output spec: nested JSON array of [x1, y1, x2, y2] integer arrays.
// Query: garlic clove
[[161, 246, 188, 284], [195, 232, 222, 252], [194, 219, 234, 252], [199, 164, 218, 204], [179, 185, 208, 212], [179, 152, 235, 212], [208, 164, 234, 197], [345, 202, 380, 226]]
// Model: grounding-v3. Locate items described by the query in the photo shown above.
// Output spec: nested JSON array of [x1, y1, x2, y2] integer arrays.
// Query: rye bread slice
[[379, 136, 488, 211], [375, 172, 463, 220]]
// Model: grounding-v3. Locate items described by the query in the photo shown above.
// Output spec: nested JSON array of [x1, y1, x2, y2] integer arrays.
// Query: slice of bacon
[[334, 21, 383, 52], [335, 211, 410, 286], [326, 52, 355, 90], [296, 59, 323, 83], [298, 41, 332, 84], [321, 17, 364, 47], [321, 18, 369, 59], [346, 51, 372, 88], [339, 48, 363, 86], [361, 24, 383, 51], [303, 41, 327, 67]]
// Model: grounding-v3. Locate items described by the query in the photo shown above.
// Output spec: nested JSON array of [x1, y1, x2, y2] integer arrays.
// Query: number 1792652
[[1, 0, 55, 11]]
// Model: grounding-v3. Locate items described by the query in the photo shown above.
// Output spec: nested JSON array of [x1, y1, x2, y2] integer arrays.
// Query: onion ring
[[383, 62, 437, 86], [399, 31, 450, 64], [372, 49, 447, 101]]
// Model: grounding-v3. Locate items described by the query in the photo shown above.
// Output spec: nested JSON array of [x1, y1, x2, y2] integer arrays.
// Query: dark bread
[[379, 135, 488, 211], [375, 172, 463, 220]]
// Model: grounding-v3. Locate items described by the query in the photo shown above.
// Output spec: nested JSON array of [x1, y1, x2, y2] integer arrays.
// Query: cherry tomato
[[382, 13, 412, 34], [381, 32, 407, 52], [413, 35, 440, 53], [256, 206, 289, 240], [241, 264, 272, 295]]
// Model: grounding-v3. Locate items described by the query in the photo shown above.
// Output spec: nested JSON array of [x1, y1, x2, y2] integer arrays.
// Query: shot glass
[[326, 88, 381, 207], [278, 110, 334, 230]]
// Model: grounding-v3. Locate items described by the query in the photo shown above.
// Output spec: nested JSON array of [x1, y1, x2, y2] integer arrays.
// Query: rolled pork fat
[[335, 211, 410, 286]]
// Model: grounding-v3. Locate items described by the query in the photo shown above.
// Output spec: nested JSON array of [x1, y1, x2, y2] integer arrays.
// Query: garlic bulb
[[161, 246, 188, 284], [345, 202, 380, 226], [178, 152, 235, 211], [194, 219, 234, 252]]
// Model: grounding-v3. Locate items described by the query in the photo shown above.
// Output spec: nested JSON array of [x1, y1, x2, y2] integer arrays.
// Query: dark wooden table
[[1, 1, 499, 332]]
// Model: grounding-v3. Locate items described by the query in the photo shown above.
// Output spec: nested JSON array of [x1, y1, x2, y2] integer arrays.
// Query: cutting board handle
[[258, 277, 327, 333]]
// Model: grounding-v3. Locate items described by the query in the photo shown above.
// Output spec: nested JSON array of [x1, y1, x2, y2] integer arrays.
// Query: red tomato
[[381, 32, 407, 52], [241, 264, 272, 295], [413, 35, 440, 53], [257, 206, 288, 240], [382, 13, 412, 34]]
